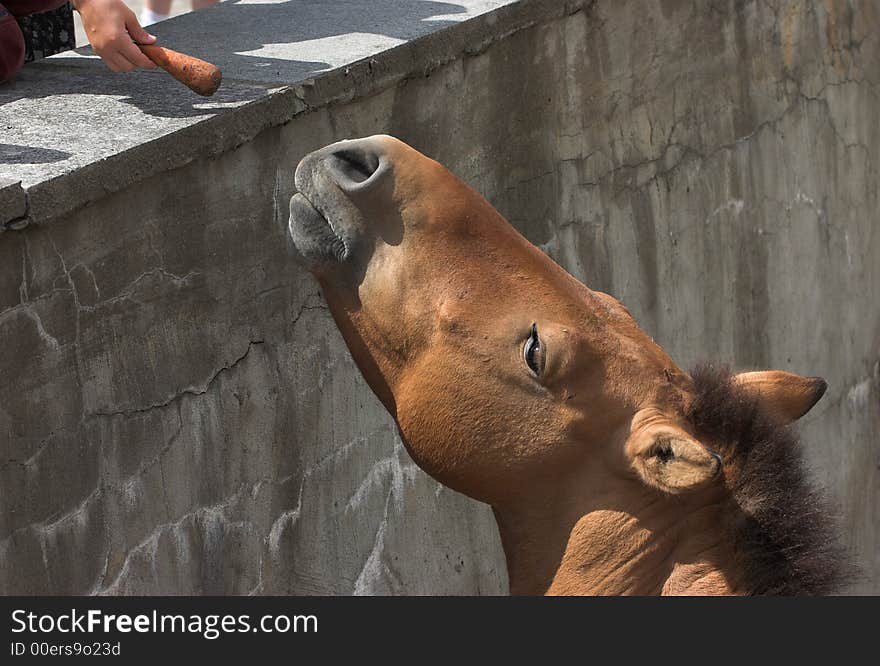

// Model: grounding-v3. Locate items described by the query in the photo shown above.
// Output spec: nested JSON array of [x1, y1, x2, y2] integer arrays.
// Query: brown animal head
[[287, 135, 846, 595]]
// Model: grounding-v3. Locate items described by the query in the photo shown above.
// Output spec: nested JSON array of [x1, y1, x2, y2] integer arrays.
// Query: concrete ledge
[[0, 0, 589, 227], [0, 179, 27, 228]]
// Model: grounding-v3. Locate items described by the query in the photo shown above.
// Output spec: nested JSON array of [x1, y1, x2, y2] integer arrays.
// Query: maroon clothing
[[0, 3, 26, 83], [3, 0, 67, 17], [1, 0, 71, 83]]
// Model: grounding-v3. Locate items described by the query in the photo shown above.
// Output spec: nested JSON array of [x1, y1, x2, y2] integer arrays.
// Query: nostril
[[329, 148, 381, 188]]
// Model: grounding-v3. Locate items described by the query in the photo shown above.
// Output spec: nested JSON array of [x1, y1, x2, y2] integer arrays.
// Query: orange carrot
[[138, 44, 222, 97]]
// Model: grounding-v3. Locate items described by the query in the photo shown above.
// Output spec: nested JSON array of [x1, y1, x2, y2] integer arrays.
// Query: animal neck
[[492, 479, 741, 596]]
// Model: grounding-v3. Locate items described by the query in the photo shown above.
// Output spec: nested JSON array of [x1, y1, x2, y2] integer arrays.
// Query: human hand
[[71, 0, 158, 72]]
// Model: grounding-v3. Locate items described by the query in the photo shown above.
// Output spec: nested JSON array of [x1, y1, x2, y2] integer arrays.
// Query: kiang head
[[286, 135, 827, 513]]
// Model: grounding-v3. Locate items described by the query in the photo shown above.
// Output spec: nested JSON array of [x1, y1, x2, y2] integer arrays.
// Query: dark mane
[[686, 364, 851, 595]]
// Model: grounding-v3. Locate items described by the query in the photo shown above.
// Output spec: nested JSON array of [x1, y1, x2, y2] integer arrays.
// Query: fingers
[[120, 11, 157, 69], [93, 41, 138, 72], [75, 0, 159, 73], [94, 38, 155, 72], [99, 42, 153, 73], [91, 18, 157, 72], [119, 38, 157, 70], [101, 54, 129, 73], [124, 15, 157, 47]]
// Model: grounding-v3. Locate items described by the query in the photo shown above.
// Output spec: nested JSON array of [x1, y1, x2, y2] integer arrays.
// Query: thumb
[[126, 18, 156, 45]]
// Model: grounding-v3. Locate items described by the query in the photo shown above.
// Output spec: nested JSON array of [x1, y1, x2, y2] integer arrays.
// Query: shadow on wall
[[0, 0, 470, 120]]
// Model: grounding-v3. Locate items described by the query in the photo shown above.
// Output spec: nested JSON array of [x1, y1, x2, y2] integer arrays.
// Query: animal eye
[[523, 323, 545, 376]]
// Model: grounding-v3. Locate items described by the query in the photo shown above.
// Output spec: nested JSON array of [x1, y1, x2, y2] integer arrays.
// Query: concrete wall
[[1, 0, 877, 594]]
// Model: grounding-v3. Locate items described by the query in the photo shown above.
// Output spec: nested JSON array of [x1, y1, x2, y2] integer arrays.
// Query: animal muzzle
[[286, 136, 389, 268]]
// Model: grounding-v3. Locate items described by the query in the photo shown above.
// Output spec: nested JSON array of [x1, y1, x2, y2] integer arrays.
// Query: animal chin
[[287, 192, 349, 266]]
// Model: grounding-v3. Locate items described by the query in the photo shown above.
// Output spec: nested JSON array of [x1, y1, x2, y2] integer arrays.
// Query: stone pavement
[[2, 0, 516, 226]]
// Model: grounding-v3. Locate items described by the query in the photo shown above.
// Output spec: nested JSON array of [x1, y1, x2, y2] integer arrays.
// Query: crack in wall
[[89, 339, 266, 419], [1, 187, 30, 231], [76, 268, 200, 313], [352, 440, 420, 595], [94, 481, 261, 596]]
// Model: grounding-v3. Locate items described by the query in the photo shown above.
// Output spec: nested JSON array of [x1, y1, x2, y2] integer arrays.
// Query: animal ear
[[734, 371, 827, 424], [627, 424, 722, 494]]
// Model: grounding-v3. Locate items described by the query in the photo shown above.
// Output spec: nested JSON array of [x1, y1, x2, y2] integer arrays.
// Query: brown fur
[[687, 365, 850, 595], [288, 135, 848, 595]]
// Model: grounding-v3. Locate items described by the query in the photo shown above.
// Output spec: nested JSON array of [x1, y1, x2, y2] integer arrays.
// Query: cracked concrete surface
[[1, 0, 878, 594]]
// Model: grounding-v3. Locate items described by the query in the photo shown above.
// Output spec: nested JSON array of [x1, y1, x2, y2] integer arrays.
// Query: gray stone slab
[[0, 178, 27, 227], [0, 0, 518, 223]]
